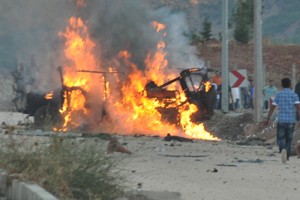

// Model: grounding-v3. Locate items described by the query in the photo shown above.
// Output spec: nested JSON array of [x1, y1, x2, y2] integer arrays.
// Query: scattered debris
[[216, 164, 237, 167], [137, 183, 143, 189], [236, 159, 264, 164], [207, 168, 218, 173], [82, 132, 112, 140], [158, 154, 209, 158], [133, 134, 146, 137], [107, 138, 132, 154], [1, 125, 16, 134], [236, 137, 266, 146], [204, 111, 254, 140], [266, 153, 276, 157], [164, 133, 193, 142], [0, 124, 27, 134], [123, 190, 181, 200]]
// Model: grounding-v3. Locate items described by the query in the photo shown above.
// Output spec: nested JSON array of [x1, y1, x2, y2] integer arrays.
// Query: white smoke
[[64, 0, 204, 73], [0, 0, 78, 92], [153, 7, 205, 69]]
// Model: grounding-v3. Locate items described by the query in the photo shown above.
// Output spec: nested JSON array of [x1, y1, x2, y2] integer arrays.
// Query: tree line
[[194, 0, 259, 44]]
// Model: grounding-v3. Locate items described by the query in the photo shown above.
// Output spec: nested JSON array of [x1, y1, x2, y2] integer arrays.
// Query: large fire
[[55, 17, 102, 131], [56, 16, 219, 141]]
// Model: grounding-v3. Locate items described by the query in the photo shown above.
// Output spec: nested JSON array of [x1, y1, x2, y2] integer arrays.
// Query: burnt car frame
[[144, 68, 216, 124]]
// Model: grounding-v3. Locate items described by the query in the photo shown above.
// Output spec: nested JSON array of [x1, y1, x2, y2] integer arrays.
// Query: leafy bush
[[0, 136, 124, 200]]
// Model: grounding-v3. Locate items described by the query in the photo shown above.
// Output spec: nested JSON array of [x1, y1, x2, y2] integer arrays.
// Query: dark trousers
[[264, 100, 269, 110], [242, 93, 249, 109], [277, 122, 295, 159], [249, 98, 254, 109]]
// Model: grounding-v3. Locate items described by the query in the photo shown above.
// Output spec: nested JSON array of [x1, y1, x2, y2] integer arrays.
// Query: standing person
[[295, 79, 300, 99], [248, 79, 255, 109], [209, 76, 218, 109], [263, 80, 277, 111], [241, 76, 253, 109], [295, 79, 300, 120], [241, 86, 250, 109], [231, 87, 241, 110], [264, 78, 300, 163], [212, 71, 222, 109], [216, 84, 233, 111]]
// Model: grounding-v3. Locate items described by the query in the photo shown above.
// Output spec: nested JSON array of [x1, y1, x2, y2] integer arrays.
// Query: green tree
[[233, 0, 254, 44], [201, 17, 212, 42]]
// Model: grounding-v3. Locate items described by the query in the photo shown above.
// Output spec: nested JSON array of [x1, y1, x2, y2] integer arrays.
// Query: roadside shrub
[[0, 136, 124, 200]]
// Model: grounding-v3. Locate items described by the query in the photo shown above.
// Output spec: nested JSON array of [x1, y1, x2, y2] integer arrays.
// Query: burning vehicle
[[12, 66, 88, 128], [144, 68, 216, 124], [8, 1, 220, 141], [13, 65, 215, 132]]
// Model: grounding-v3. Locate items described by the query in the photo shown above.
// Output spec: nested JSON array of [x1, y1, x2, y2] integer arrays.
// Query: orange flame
[[144, 21, 170, 86], [180, 104, 220, 140], [56, 17, 101, 131], [111, 50, 179, 135], [152, 21, 166, 32], [56, 17, 219, 141], [44, 91, 54, 100], [205, 81, 211, 92], [112, 21, 219, 140]]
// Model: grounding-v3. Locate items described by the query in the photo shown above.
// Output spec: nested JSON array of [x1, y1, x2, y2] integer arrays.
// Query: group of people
[[210, 72, 274, 112], [240, 77, 277, 111], [210, 71, 300, 163], [211, 71, 281, 112]]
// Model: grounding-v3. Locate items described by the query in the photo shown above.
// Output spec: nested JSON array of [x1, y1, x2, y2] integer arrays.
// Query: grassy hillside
[[262, 0, 300, 43], [156, 0, 300, 44], [193, 0, 300, 44]]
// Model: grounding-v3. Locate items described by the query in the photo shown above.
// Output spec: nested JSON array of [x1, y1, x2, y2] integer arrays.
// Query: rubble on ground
[[204, 110, 254, 141]]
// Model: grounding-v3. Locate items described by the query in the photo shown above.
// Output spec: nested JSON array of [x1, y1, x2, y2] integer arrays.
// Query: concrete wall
[[0, 169, 58, 200], [0, 112, 34, 126]]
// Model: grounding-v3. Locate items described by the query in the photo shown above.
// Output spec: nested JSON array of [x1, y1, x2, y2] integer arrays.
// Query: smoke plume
[[0, 0, 204, 111]]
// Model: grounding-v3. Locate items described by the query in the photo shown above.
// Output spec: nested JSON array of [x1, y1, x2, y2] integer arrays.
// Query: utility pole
[[292, 63, 296, 88], [254, 0, 263, 122], [222, 0, 229, 113]]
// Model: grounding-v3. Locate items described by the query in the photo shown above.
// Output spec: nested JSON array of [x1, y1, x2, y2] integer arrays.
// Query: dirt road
[[117, 136, 300, 200]]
